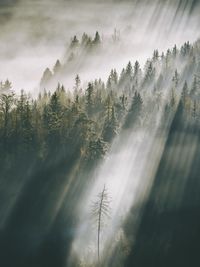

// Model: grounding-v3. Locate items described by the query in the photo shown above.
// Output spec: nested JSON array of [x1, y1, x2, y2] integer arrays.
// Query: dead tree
[[91, 185, 111, 263]]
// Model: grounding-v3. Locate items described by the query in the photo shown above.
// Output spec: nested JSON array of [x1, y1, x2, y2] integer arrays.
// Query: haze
[[0, 0, 200, 92]]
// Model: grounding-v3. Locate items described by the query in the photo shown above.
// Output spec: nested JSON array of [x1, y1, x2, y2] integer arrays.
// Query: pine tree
[[80, 33, 93, 50], [181, 81, 188, 107], [133, 61, 140, 78], [172, 44, 177, 58], [113, 69, 118, 85], [126, 61, 133, 78], [3, 79, 12, 91], [53, 60, 62, 74], [22, 100, 34, 151], [133, 61, 142, 87], [93, 31, 101, 45], [87, 138, 108, 163], [170, 88, 176, 110], [102, 106, 118, 142], [106, 75, 112, 90], [40, 68, 53, 88], [85, 82, 94, 116], [165, 49, 172, 68], [192, 100, 197, 119], [74, 74, 81, 97], [190, 75, 199, 97], [0, 93, 15, 140], [172, 69, 179, 88], [153, 50, 159, 62], [118, 68, 126, 87], [124, 91, 143, 128], [43, 92, 63, 152], [70, 35, 79, 49], [75, 74, 81, 89], [143, 60, 155, 86]]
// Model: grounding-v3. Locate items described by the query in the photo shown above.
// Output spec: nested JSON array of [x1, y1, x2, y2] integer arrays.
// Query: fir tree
[[124, 91, 143, 128], [93, 31, 101, 45], [70, 35, 79, 49], [53, 60, 62, 74], [40, 68, 53, 88], [85, 82, 94, 116]]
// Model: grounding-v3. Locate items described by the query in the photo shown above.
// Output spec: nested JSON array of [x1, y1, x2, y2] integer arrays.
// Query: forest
[[0, 34, 200, 266], [1, 39, 199, 176]]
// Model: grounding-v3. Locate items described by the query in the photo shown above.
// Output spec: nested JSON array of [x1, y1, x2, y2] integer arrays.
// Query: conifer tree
[[86, 82, 94, 116], [124, 91, 143, 128], [40, 68, 53, 88], [53, 60, 62, 74], [181, 81, 188, 107], [70, 35, 79, 49], [93, 31, 101, 45]]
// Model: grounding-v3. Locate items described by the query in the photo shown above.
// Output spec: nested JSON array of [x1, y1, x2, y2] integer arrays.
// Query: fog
[[0, 1, 200, 267], [67, 79, 175, 265], [0, 0, 200, 92], [69, 117, 169, 265]]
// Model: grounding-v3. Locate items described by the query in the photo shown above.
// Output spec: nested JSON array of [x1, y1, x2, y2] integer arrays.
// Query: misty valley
[[0, 1, 200, 267]]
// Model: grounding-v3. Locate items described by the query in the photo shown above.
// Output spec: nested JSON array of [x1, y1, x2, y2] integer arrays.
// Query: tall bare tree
[[91, 185, 111, 263]]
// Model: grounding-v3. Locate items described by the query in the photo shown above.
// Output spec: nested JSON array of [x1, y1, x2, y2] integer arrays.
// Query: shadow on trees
[[124, 103, 200, 267]]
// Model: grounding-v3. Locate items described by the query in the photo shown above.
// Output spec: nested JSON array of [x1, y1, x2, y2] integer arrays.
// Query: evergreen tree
[[143, 60, 155, 86], [170, 88, 176, 110], [53, 60, 62, 74], [113, 69, 118, 85], [87, 138, 108, 163], [133, 61, 142, 87], [106, 75, 112, 90], [3, 79, 12, 91], [133, 61, 140, 78], [126, 61, 133, 78], [93, 31, 101, 45], [124, 91, 143, 128], [74, 74, 81, 97], [172, 69, 179, 88], [165, 49, 172, 68], [153, 50, 159, 62], [40, 68, 53, 88], [81, 33, 93, 49], [75, 74, 81, 89], [0, 93, 15, 141], [70, 35, 79, 49], [190, 75, 199, 98], [192, 100, 197, 119], [118, 68, 126, 87], [102, 106, 118, 142], [43, 91, 63, 152], [85, 82, 94, 116], [172, 44, 177, 58], [181, 81, 188, 107]]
